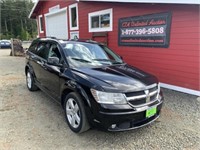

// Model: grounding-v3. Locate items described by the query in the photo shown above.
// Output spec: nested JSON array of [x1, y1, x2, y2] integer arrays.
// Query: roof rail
[[46, 36, 57, 39], [36, 36, 57, 40], [69, 38, 97, 43]]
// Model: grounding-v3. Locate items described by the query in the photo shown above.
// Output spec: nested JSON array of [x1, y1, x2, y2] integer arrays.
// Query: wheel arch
[[25, 64, 35, 77], [60, 81, 91, 109], [25, 65, 29, 75]]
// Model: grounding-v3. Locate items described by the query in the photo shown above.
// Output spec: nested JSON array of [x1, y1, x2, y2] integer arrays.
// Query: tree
[[0, 0, 37, 40]]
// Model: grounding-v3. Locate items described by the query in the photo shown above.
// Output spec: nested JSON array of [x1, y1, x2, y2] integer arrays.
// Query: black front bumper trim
[[108, 115, 160, 131]]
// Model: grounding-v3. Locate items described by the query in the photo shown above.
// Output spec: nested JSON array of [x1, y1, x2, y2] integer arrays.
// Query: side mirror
[[119, 55, 123, 60], [48, 57, 60, 66]]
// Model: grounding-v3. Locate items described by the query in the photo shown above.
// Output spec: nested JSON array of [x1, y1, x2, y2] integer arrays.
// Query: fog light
[[111, 124, 116, 129]]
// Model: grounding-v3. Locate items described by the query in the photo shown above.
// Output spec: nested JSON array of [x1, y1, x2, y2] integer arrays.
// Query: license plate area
[[146, 106, 157, 118]]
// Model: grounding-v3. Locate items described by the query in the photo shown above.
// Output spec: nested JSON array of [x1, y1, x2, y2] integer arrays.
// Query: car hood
[[72, 64, 158, 92]]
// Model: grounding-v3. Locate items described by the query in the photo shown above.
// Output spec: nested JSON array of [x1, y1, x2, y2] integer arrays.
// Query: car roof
[[0, 40, 11, 42]]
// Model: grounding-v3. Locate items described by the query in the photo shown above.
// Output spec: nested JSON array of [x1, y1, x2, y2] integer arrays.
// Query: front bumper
[[93, 99, 163, 131]]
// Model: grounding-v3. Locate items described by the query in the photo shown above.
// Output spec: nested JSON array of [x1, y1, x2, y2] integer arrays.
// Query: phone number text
[[121, 27, 165, 36]]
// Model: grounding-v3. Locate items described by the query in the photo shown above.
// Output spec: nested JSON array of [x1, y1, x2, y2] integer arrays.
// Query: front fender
[[60, 80, 91, 108]]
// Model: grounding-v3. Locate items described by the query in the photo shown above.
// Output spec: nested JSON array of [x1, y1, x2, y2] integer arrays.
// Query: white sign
[[70, 31, 79, 39]]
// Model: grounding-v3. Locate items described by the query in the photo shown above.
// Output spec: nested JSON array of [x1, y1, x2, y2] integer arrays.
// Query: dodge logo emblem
[[144, 90, 150, 103]]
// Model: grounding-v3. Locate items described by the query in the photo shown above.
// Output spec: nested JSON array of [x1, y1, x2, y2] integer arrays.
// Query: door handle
[[30, 55, 36, 60], [37, 61, 44, 66]]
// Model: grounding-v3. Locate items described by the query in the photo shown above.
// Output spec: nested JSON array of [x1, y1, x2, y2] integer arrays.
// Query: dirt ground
[[0, 49, 200, 150]]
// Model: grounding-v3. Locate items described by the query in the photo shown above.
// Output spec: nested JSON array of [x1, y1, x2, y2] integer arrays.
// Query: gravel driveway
[[0, 49, 200, 150]]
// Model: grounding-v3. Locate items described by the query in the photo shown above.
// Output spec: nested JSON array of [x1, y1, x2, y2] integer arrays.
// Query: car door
[[28, 41, 48, 85], [41, 42, 63, 100], [31, 41, 50, 87]]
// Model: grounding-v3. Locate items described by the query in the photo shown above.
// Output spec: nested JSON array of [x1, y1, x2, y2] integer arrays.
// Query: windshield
[[61, 42, 123, 68]]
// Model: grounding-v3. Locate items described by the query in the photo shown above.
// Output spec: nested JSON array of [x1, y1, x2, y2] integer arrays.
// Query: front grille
[[126, 91, 144, 97], [125, 84, 158, 107], [129, 98, 146, 105]]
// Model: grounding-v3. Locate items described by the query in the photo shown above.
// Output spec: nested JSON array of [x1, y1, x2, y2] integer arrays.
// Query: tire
[[64, 92, 90, 133], [26, 70, 38, 91]]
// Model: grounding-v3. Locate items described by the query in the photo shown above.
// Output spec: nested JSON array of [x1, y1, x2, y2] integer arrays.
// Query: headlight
[[90, 89, 127, 104]]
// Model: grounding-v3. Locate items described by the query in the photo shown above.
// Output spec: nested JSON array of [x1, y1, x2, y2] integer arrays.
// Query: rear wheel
[[64, 92, 90, 133], [26, 70, 38, 91]]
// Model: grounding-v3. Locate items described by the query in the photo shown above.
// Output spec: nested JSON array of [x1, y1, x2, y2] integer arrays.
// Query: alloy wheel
[[66, 98, 81, 129], [27, 72, 32, 89]]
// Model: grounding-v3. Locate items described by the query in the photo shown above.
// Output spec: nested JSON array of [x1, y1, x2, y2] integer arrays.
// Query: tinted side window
[[36, 42, 50, 60], [48, 44, 61, 60], [29, 42, 38, 54]]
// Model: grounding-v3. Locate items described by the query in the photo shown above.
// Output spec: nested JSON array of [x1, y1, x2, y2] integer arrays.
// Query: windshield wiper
[[71, 58, 91, 63], [112, 61, 123, 64], [93, 59, 122, 64], [92, 59, 112, 62]]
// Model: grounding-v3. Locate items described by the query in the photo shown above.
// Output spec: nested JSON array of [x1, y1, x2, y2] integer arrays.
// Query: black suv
[[25, 37, 163, 133]]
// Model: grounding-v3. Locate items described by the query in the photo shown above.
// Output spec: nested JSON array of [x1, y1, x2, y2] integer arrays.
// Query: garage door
[[45, 8, 68, 39]]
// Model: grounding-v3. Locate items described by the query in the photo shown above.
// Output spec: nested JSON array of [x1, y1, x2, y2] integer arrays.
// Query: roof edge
[[29, 0, 200, 19], [29, 0, 39, 19], [80, 0, 200, 5]]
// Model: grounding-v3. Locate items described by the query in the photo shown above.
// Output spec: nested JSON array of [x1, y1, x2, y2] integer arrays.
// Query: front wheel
[[64, 92, 90, 133]]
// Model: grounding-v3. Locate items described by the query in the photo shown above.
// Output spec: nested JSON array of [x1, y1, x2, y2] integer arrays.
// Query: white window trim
[[36, 19, 39, 36], [38, 15, 44, 33], [88, 8, 113, 32], [69, 3, 79, 31]]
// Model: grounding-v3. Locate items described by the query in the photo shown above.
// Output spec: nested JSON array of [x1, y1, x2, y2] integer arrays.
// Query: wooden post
[[11, 38, 14, 56]]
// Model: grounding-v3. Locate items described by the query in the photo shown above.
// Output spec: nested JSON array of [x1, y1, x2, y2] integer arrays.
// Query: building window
[[69, 3, 79, 30], [38, 15, 44, 33], [88, 8, 113, 32]]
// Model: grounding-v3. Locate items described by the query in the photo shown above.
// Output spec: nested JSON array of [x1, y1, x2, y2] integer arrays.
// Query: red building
[[29, 0, 200, 96]]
